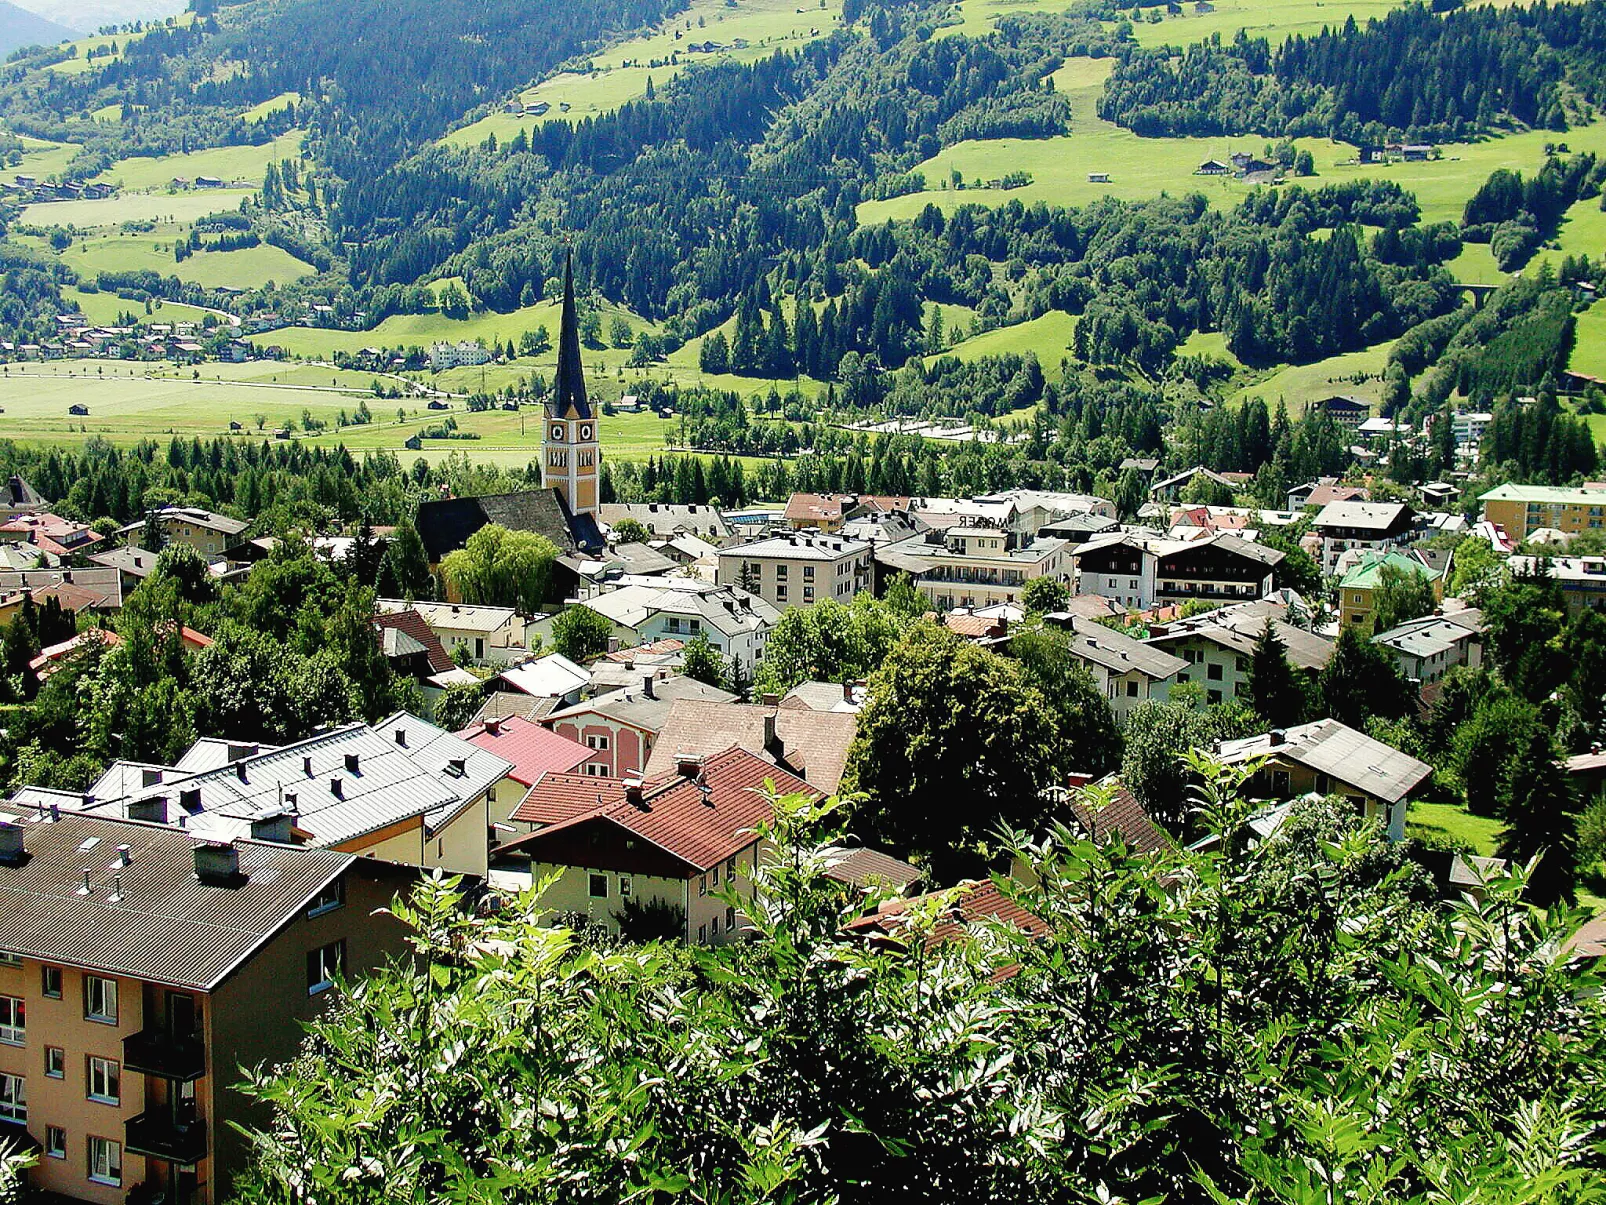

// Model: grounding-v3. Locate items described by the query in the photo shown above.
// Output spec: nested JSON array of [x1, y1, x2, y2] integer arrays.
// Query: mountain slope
[[0, 0, 75, 56]]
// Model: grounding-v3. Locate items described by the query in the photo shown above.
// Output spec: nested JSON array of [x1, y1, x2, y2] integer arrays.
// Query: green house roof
[[1338, 551, 1441, 590]]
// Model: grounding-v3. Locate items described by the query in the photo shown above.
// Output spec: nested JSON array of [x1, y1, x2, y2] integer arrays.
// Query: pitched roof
[[505, 746, 808, 872], [784, 493, 853, 523], [1372, 615, 1480, 660], [821, 846, 923, 892], [379, 598, 518, 634], [0, 810, 392, 990], [1312, 500, 1413, 532], [1069, 779, 1172, 855], [546, 675, 738, 735], [373, 608, 454, 675], [852, 879, 1048, 944], [722, 532, 870, 561], [1337, 550, 1441, 590], [414, 489, 604, 561], [456, 715, 590, 786], [1147, 609, 1333, 672], [642, 699, 857, 793], [498, 653, 590, 698], [1060, 615, 1187, 680], [550, 253, 592, 421], [598, 503, 731, 540], [1217, 718, 1432, 805]]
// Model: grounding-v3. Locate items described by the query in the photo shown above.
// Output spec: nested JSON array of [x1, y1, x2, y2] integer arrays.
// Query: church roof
[[551, 253, 592, 421], [414, 489, 603, 561]]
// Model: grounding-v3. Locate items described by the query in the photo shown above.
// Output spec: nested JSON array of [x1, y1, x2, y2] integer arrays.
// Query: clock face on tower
[[550, 424, 564, 441], [579, 423, 593, 440]]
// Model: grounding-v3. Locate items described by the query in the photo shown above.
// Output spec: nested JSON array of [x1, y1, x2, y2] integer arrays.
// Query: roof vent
[[235, 761, 248, 783], [179, 788, 202, 813], [78, 869, 92, 895], [193, 841, 241, 884], [303, 756, 314, 777], [394, 728, 407, 747], [129, 795, 167, 824], [624, 778, 646, 807], [344, 752, 360, 774], [484, 718, 501, 736], [676, 753, 704, 779], [0, 823, 24, 867], [251, 810, 293, 844], [330, 776, 343, 799], [447, 757, 467, 777]]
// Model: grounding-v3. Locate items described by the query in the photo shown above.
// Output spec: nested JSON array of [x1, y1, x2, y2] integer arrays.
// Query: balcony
[[124, 1029, 205, 1082], [125, 1112, 208, 1165]]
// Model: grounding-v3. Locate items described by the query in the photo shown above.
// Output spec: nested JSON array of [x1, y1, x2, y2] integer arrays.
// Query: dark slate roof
[[550, 254, 592, 421], [415, 489, 603, 562]]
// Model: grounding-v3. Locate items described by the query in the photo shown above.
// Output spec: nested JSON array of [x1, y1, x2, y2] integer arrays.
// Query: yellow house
[[1480, 483, 1606, 540], [1336, 550, 1443, 630]]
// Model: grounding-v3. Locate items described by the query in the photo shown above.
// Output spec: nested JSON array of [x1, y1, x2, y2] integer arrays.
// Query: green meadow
[[924, 310, 1078, 370], [444, 0, 844, 147], [63, 287, 224, 327], [10, 134, 81, 181], [51, 229, 313, 291], [92, 130, 305, 190], [20, 190, 255, 228], [243, 92, 302, 123], [1231, 339, 1397, 414]]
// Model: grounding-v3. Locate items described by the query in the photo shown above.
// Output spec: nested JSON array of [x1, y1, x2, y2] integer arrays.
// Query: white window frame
[[0, 996, 22, 1045], [40, 965, 61, 999], [88, 1135, 121, 1186], [85, 975, 117, 1025], [306, 941, 344, 996], [86, 1056, 119, 1105], [585, 733, 610, 751], [0, 1072, 23, 1123], [306, 879, 344, 918], [45, 1125, 65, 1160], [44, 1046, 64, 1079]]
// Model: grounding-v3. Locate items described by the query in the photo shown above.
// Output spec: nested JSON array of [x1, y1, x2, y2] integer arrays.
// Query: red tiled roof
[[373, 608, 455, 675], [506, 746, 814, 872], [28, 629, 121, 677], [785, 493, 849, 523], [853, 879, 1048, 944], [458, 716, 590, 786]]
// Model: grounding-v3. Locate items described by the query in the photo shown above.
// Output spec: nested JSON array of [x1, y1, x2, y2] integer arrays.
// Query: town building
[[642, 698, 858, 794], [1371, 610, 1483, 685], [1040, 614, 1185, 719], [598, 503, 731, 543], [1071, 532, 1281, 612], [715, 533, 873, 609], [1309, 395, 1372, 428], [542, 257, 600, 524], [875, 526, 1070, 611], [457, 714, 591, 789], [114, 509, 249, 560], [1505, 555, 1606, 616], [0, 810, 416, 1205], [1310, 500, 1416, 574], [427, 341, 493, 370], [493, 653, 591, 707], [1146, 602, 1333, 705], [0, 513, 104, 564], [542, 674, 738, 780], [47, 715, 512, 878], [1216, 719, 1433, 841], [493, 746, 812, 944], [1335, 550, 1444, 630], [783, 493, 860, 532], [580, 579, 779, 678], [1479, 483, 1606, 540], [376, 599, 527, 664]]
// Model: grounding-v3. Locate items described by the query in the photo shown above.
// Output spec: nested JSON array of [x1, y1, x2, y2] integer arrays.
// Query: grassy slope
[[64, 287, 220, 326], [20, 190, 255, 226], [924, 310, 1078, 370], [443, 0, 845, 147], [93, 129, 305, 189], [1231, 339, 1397, 414]]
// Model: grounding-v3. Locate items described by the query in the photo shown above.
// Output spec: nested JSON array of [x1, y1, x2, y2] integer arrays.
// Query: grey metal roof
[[1372, 615, 1480, 660], [1311, 501, 1411, 532], [1064, 616, 1186, 680], [1217, 718, 1431, 804], [0, 810, 356, 990], [1149, 612, 1333, 672], [720, 533, 871, 561]]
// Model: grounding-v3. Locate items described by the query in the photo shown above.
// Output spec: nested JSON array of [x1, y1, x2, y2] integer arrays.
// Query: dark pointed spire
[[552, 251, 591, 420]]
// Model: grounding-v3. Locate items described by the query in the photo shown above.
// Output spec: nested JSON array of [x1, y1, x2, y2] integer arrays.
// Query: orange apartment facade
[[0, 811, 415, 1205]]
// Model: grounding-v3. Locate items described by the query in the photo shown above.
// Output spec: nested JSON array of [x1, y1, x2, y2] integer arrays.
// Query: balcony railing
[[125, 1112, 208, 1165], [124, 1029, 206, 1082]]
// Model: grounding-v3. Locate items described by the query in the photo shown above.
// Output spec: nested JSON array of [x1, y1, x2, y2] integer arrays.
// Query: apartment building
[[114, 509, 249, 559], [493, 746, 813, 945], [1072, 532, 1281, 611], [581, 579, 780, 678], [1480, 483, 1606, 540], [1310, 501, 1416, 574], [876, 526, 1070, 611], [1505, 555, 1606, 616], [541, 675, 737, 780], [40, 715, 512, 878], [716, 533, 873, 609], [0, 811, 415, 1205]]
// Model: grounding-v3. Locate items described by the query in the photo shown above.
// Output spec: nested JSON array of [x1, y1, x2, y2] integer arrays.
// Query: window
[[586, 733, 610, 750], [0, 1073, 22, 1123], [45, 1125, 65, 1160], [40, 965, 60, 999], [726, 856, 737, 878], [776, 585, 787, 602], [88, 1136, 121, 1187], [1125, 680, 1138, 698], [306, 941, 344, 996], [307, 879, 344, 918], [87, 1056, 119, 1105], [85, 976, 117, 1025], [698, 874, 707, 897], [619, 875, 632, 898], [588, 874, 608, 900], [698, 924, 707, 943], [775, 564, 788, 578], [0, 952, 18, 967], [710, 914, 720, 935], [726, 906, 736, 931], [711, 864, 720, 887], [803, 565, 815, 580], [1206, 662, 1223, 681], [0, 997, 21, 1045], [803, 587, 814, 602], [44, 1047, 63, 1079], [584, 763, 610, 777]]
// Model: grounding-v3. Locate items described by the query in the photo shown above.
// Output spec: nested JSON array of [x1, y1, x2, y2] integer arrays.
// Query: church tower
[[543, 254, 600, 518]]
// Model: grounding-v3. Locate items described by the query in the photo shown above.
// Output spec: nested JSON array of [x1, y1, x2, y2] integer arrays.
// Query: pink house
[[543, 674, 736, 778]]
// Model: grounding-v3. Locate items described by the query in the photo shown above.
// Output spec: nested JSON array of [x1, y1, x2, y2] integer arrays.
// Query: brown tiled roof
[[1069, 780, 1172, 855], [505, 746, 812, 872], [785, 493, 850, 523], [822, 847, 923, 892], [642, 700, 857, 793], [373, 608, 455, 674], [853, 879, 1047, 944], [940, 613, 1006, 640]]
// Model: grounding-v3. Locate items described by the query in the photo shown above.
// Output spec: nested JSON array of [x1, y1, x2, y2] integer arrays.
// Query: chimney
[[676, 753, 703, 779], [303, 756, 313, 776], [344, 752, 360, 774], [1268, 729, 1286, 747], [484, 718, 501, 737], [0, 823, 23, 866], [760, 692, 779, 707], [642, 672, 655, 700], [250, 810, 293, 843], [235, 761, 248, 783], [394, 727, 407, 747], [448, 757, 467, 777], [763, 712, 783, 761], [329, 776, 343, 799], [193, 841, 241, 883], [624, 778, 645, 807], [129, 796, 167, 824], [179, 788, 201, 813], [1066, 771, 1095, 791]]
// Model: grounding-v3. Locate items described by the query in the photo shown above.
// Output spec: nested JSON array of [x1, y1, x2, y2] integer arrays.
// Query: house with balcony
[[715, 532, 873, 610], [1146, 601, 1333, 705], [1504, 555, 1606, 616], [1041, 614, 1185, 720], [1372, 610, 1483, 686], [113, 508, 249, 559], [0, 811, 416, 1205], [581, 579, 779, 678], [875, 526, 1071, 611], [1072, 532, 1281, 611], [1310, 501, 1416, 574], [377, 599, 527, 665]]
